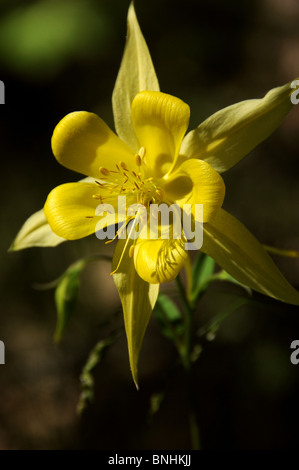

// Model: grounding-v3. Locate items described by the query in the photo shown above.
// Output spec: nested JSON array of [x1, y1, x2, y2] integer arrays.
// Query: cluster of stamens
[[91, 147, 164, 207]]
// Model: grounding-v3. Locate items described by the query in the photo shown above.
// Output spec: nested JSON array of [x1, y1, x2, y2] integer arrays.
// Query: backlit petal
[[202, 209, 299, 305], [131, 91, 190, 177], [52, 111, 135, 178], [181, 80, 299, 173], [163, 158, 225, 223], [112, 2, 159, 151], [44, 182, 120, 240], [112, 238, 159, 388], [9, 208, 65, 251]]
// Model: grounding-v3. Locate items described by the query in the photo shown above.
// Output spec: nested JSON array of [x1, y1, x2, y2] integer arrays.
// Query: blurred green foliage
[[0, 0, 112, 78]]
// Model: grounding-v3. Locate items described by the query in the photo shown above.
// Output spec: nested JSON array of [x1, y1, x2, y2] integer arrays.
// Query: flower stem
[[175, 274, 201, 450]]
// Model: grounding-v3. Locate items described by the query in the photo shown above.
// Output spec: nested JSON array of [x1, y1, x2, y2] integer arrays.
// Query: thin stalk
[[175, 273, 201, 450]]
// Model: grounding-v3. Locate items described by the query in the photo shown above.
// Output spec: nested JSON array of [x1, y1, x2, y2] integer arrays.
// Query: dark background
[[1, 0, 299, 449]]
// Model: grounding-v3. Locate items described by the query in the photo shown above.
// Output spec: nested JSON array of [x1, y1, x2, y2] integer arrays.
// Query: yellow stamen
[[110, 218, 138, 275]]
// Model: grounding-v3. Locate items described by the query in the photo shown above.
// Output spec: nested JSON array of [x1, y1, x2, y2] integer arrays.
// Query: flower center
[[92, 147, 165, 209]]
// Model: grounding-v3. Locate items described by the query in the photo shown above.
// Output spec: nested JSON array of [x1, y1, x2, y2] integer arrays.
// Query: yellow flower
[[11, 3, 299, 386], [44, 91, 225, 282]]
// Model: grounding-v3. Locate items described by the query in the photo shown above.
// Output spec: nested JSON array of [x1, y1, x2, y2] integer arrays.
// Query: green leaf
[[148, 391, 165, 418], [191, 253, 215, 302], [197, 295, 251, 340], [77, 333, 120, 415], [54, 254, 112, 342], [54, 259, 86, 342], [154, 293, 183, 342], [213, 269, 252, 296]]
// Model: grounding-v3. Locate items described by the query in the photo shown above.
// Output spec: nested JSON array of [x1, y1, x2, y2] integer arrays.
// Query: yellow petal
[[131, 91, 190, 177], [52, 111, 135, 178], [202, 209, 299, 305], [112, 238, 159, 388], [10, 177, 94, 251], [112, 2, 160, 151], [9, 208, 65, 251], [163, 158, 225, 223], [44, 182, 120, 240], [181, 79, 299, 173], [134, 233, 188, 284]]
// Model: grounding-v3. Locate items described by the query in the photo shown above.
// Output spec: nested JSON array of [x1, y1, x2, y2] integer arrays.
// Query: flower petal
[[202, 209, 299, 305], [44, 182, 120, 240], [112, 238, 159, 388], [181, 80, 299, 173], [134, 234, 188, 284], [112, 2, 160, 152], [52, 111, 135, 178], [9, 208, 65, 251], [131, 91, 190, 178], [163, 158, 225, 223]]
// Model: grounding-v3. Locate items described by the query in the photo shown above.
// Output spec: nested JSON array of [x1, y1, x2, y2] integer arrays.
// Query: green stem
[[175, 275, 192, 316], [156, 297, 185, 354], [175, 274, 201, 450]]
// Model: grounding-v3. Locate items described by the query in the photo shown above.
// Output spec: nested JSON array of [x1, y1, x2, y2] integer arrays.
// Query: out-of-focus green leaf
[[191, 251, 251, 305], [190, 344, 202, 363], [197, 295, 251, 340], [154, 293, 183, 343], [213, 269, 252, 296], [77, 333, 120, 415], [54, 254, 112, 342], [148, 391, 165, 418], [191, 253, 215, 301], [0, 0, 112, 78], [192, 253, 215, 284], [54, 259, 86, 343]]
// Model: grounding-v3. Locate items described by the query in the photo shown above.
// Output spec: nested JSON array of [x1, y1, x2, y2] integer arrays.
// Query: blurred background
[[1, 0, 299, 450]]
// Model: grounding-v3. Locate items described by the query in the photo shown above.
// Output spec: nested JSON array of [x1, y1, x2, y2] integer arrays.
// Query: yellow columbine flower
[[11, 3, 299, 386], [43, 88, 225, 386], [44, 91, 225, 281]]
